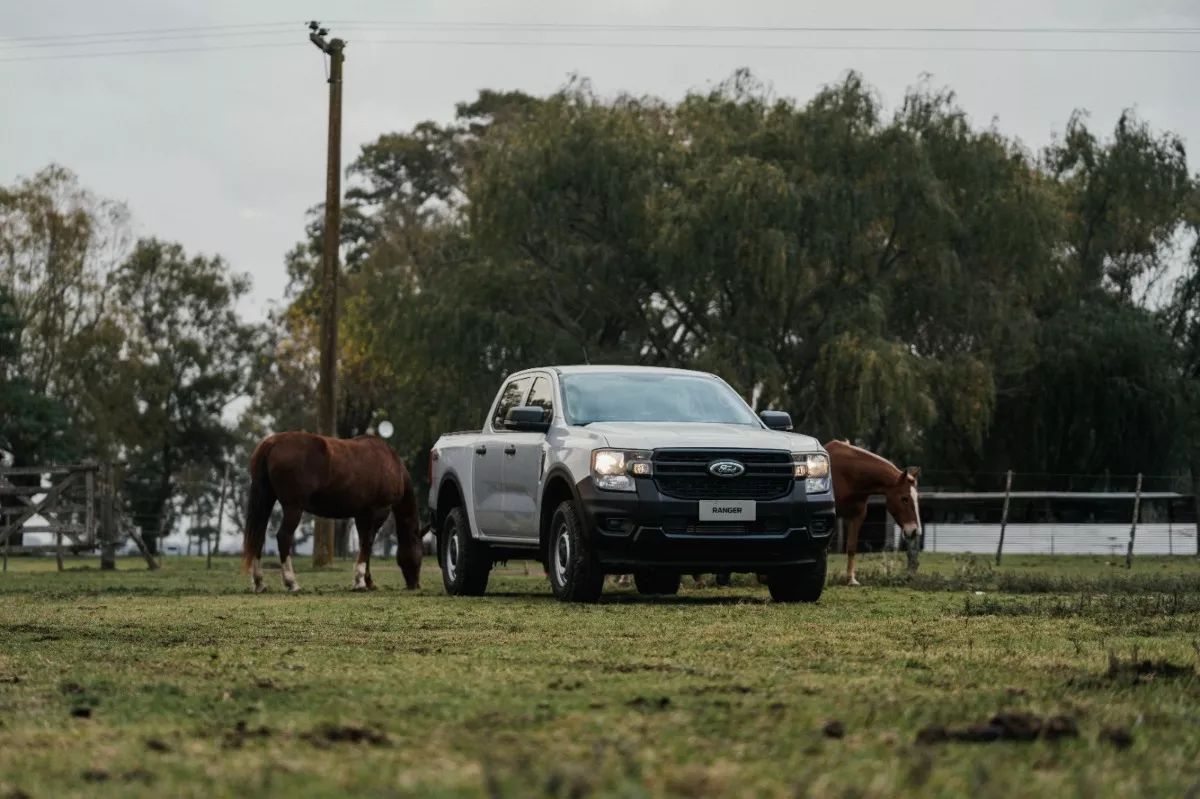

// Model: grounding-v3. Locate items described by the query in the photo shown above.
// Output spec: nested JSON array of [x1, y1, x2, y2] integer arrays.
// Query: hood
[[583, 422, 824, 454]]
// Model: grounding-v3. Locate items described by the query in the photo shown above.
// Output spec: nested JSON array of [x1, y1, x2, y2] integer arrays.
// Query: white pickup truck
[[426, 365, 837, 603]]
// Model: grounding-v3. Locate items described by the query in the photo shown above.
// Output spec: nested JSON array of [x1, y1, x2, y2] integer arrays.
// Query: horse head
[[883, 466, 922, 546]]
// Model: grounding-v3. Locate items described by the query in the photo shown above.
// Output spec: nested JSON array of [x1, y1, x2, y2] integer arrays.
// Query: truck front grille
[[652, 449, 794, 501]]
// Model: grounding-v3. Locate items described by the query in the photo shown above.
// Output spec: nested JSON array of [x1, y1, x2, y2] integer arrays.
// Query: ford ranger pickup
[[426, 365, 836, 603]]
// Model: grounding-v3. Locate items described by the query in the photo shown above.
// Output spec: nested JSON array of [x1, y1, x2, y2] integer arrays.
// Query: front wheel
[[547, 501, 604, 603], [767, 555, 827, 603], [440, 507, 491, 596]]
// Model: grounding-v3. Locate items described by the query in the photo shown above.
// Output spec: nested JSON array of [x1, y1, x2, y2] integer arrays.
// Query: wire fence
[[5, 469, 1199, 564]]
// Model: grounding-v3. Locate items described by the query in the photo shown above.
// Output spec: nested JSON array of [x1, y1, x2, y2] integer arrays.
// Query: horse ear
[[906, 466, 921, 481]]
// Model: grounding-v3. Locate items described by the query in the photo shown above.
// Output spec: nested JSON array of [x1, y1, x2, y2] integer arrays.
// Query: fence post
[[209, 462, 230, 570], [995, 470, 1013, 565], [1125, 473, 1143, 569], [85, 467, 96, 551], [1193, 466, 1200, 558], [100, 463, 117, 570]]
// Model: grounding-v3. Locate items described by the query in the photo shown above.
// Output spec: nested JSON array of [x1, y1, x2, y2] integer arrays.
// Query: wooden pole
[[209, 463, 229, 570], [1168, 496, 1174, 557], [1125, 473, 1143, 569], [85, 467, 95, 552], [1193, 465, 1200, 558], [995, 470, 1013, 565], [310, 26, 345, 570], [100, 463, 116, 570]]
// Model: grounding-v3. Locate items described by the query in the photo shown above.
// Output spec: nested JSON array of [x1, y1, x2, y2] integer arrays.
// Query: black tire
[[634, 569, 681, 596], [440, 506, 491, 596], [767, 554, 827, 603], [547, 500, 604, 603]]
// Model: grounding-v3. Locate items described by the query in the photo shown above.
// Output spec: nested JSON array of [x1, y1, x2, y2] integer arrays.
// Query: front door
[[500, 374, 555, 541], [471, 375, 532, 537]]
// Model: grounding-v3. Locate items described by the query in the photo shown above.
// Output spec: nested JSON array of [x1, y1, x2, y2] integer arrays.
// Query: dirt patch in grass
[[222, 720, 271, 749], [301, 723, 390, 747], [917, 712, 1079, 745]]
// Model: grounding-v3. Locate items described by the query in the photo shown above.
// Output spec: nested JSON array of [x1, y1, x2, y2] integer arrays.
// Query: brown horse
[[241, 431, 423, 593], [824, 440, 922, 586]]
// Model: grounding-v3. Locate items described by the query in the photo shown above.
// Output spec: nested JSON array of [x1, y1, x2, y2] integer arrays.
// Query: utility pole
[[308, 21, 344, 569]]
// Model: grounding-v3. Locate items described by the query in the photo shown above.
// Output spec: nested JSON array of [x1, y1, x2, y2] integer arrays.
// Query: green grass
[[2, 552, 1200, 798]]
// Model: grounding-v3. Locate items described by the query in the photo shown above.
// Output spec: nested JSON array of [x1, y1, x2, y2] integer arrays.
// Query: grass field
[[3, 551, 1200, 798]]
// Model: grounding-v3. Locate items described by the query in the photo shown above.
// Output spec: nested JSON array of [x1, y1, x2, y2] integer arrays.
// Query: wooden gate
[[1, 463, 100, 570]]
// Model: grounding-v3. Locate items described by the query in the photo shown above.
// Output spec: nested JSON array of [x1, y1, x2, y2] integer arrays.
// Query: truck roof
[[545, 364, 716, 377]]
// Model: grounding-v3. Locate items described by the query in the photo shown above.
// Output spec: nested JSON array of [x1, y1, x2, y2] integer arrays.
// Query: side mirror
[[760, 410, 793, 431], [504, 405, 551, 432]]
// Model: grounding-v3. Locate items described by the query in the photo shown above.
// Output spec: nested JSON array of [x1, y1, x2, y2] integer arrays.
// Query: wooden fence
[[0, 463, 157, 572]]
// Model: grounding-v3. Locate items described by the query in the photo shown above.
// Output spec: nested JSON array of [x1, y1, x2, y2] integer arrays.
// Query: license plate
[[698, 501, 756, 521]]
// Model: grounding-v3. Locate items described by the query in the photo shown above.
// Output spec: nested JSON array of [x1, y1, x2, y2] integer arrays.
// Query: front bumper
[[575, 476, 836, 572]]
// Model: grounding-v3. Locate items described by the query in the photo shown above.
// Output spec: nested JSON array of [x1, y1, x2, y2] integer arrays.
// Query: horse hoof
[[848, 578, 861, 587], [287, 584, 302, 594], [351, 583, 368, 592], [253, 584, 266, 594]]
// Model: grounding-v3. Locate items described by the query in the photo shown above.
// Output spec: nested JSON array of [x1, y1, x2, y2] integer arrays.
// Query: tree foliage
[[269, 69, 1198, 497]]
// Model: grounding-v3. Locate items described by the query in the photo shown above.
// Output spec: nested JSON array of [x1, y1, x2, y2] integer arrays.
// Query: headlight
[[793, 452, 831, 494], [591, 449, 653, 492]]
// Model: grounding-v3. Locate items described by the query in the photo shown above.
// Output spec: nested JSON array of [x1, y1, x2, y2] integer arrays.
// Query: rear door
[[500, 373, 555, 541], [472, 375, 533, 537]]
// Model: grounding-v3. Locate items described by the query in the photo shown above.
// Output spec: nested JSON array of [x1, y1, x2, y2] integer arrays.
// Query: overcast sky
[[3, 0, 1199, 326]]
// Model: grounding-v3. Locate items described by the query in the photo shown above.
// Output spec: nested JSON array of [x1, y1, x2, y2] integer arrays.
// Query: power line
[[3, 20, 1199, 45], [0, 21, 301, 43], [2, 38, 1199, 63], [0, 41, 303, 63], [332, 21, 1200, 36], [0, 28, 300, 51]]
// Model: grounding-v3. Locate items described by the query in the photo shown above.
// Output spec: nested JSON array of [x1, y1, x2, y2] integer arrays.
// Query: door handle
[[504, 445, 517, 455], [475, 445, 487, 455]]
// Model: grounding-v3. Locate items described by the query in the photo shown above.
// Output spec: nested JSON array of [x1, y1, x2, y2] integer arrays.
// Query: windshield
[[560, 372, 762, 426]]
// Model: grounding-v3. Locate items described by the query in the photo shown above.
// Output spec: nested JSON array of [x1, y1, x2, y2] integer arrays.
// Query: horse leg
[[276, 505, 303, 593], [846, 506, 867, 587], [692, 574, 706, 588], [352, 512, 384, 591]]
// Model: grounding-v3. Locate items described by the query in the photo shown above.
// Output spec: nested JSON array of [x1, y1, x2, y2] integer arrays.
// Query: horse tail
[[241, 438, 277, 574]]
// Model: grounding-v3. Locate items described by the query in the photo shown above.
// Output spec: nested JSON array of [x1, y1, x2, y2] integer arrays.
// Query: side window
[[491, 376, 533, 431], [526, 376, 555, 423]]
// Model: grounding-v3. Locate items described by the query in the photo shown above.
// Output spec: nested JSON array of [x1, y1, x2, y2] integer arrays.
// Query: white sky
[[2, 0, 1198, 326]]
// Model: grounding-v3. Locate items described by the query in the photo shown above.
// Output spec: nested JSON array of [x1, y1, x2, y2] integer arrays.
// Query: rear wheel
[[767, 554, 827, 603], [547, 501, 604, 603], [634, 569, 680, 596], [440, 507, 491, 596]]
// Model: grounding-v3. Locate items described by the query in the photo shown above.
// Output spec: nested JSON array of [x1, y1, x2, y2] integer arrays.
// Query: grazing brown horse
[[825, 440, 922, 586], [241, 431, 423, 593]]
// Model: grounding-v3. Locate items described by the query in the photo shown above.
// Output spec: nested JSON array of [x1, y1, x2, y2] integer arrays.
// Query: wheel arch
[[539, 467, 581, 567], [434, 474, 467, 537]]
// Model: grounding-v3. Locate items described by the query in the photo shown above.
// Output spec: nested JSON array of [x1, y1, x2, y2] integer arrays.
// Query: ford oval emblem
[[708, 460, 745, 478]]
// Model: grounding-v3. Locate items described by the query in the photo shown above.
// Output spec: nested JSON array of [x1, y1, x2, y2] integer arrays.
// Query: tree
[[0, 165, 132, 462], [0, 285, 73, 546], [259, 69, 1198, 502], [113, 239, 265, 554]]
